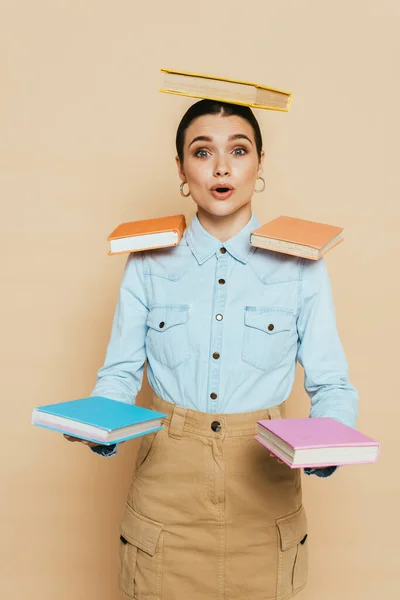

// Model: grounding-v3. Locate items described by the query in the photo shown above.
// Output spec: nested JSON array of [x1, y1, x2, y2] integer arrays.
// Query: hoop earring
[[254, 176, 266, 193], [180, 182, 191, 197]]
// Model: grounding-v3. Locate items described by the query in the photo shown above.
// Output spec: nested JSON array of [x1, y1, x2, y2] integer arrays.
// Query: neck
[[197, 204, 253, 243]]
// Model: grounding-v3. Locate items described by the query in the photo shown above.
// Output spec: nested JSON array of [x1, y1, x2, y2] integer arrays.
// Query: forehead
[[185, 113, 255, 143]]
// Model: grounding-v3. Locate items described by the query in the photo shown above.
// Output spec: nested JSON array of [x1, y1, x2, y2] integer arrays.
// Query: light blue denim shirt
[[90, 211, 358, 473]]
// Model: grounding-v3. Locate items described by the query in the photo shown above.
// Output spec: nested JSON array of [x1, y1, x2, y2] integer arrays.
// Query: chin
[[198, 200, 251, 218]]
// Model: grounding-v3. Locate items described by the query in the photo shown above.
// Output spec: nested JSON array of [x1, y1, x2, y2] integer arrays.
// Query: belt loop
[[168, 405, 187, 440], [268, 401, 285, 420]]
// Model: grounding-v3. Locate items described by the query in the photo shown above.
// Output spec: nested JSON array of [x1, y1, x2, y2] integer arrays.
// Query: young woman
[[66, 100, 358, 600]]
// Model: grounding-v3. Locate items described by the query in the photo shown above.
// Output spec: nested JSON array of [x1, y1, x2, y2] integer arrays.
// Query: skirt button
[[211, 421, 221, 432]]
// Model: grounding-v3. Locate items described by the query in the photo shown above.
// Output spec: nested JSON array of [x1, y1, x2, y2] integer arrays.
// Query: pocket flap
[[147, 304, 189, 332], [276, 505, 307, 552], [244, 308, 294, 334], [120, 504, 163, 556]]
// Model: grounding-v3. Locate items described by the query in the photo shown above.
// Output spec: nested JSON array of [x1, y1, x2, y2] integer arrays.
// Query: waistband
[[151, 394, 285, 439]]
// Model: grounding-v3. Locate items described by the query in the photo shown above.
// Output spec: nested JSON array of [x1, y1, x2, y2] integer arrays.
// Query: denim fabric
[[90, 443, 117, 457], [90, 212, 358, 472], [304, 466, 338, 478]]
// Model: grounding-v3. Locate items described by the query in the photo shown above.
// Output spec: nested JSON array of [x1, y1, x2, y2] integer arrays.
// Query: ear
[[257, 150, 265, 178], [175, 156, 186, 182]]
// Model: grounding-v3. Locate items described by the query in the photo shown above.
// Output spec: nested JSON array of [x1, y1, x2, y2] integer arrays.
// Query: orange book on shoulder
[[107, 214, 187, 255], [249, 216, 344, 260]]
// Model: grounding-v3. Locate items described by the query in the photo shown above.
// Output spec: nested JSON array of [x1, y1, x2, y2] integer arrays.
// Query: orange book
[[107, 214, 187, 255], [249, 216, 344, 260]]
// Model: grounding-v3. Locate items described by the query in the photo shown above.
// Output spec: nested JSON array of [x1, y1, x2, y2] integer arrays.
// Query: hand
[[63, 434, 101, 448], [269, 452, 285, 465]]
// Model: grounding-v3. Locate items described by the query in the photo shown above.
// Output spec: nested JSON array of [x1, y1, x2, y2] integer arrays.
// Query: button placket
[[207, 248, 229, 412]]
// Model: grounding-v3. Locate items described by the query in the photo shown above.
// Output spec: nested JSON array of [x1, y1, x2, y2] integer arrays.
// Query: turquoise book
[[31, 396, 166, 445]]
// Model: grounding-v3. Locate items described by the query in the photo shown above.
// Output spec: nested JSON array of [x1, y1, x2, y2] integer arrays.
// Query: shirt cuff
[[90, 443, 118, 457], [304, 465, 338, 478]]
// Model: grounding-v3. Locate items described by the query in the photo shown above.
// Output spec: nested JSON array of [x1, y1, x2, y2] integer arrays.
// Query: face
[[176, 113, 264, 219]]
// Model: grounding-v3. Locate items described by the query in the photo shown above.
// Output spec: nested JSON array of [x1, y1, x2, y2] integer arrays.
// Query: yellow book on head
[[159, 68, 292, 112]]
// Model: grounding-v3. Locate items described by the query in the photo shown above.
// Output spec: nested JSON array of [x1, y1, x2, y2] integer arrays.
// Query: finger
[[83, 440, 101, 448], [64, 434, 92, 445], [269, 452, 284, 464]]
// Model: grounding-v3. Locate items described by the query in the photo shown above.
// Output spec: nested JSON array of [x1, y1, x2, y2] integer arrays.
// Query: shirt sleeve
[[90, 251, 149, 405], [296, 257, 358, 429], [304, 465, 338, 478], [90, 443, 118, 457]]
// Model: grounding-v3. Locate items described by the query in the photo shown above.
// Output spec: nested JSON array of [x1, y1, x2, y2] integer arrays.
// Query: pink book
[[255, 417, 380, 468]]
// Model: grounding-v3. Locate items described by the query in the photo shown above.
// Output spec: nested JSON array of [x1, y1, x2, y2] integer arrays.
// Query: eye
[[232, 147, 247, 156], [195, 149, 211, 158]]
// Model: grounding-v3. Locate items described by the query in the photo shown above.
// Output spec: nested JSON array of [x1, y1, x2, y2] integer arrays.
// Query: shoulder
[[140, 241, 193, 281], [247, 248, 303, 284], [301, 256, 330, 288], [299, 257, 335, 306]]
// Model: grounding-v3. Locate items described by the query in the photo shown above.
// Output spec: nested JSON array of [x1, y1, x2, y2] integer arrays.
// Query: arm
[[89, 251, 149, 457], [296, 257, 359, 477]]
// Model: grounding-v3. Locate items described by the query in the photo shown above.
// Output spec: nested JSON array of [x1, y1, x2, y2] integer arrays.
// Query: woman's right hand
[[63, 434, 101, 448]]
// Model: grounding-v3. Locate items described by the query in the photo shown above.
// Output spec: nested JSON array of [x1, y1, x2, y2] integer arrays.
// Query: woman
[[66, 99, 358, 599]]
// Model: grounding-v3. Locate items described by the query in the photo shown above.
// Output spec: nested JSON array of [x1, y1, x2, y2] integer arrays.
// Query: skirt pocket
[[118, 504, 164, 599], [134, 427, 165, 479], [276, 504, 308, 600]]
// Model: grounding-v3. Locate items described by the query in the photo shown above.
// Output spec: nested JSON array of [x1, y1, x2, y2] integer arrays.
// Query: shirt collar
[[185, 211, 261, 265]]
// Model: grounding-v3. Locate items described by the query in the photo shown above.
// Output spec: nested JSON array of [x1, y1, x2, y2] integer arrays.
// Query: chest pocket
[[242, 307, 297, 373], [146, 304, 191, 370]]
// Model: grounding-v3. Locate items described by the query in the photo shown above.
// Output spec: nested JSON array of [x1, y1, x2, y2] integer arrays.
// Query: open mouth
[[211, 186, 234, 200], [210, 183, 234, 199]]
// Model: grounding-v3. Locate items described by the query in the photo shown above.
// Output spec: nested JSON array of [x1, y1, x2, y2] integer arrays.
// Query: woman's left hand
[[269, 452, 285, 464]]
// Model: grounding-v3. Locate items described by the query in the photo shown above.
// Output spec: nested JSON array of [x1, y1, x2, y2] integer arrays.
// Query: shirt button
[[268, 323, 274, 331], [218, 279, 225, 284], [212, 352, 220, 359], [211, 420, 221, 432], [219, 247, 227, 254], [159, 321, 165, 328], [216, 314, 223, 321], [210, 393, 217, 400]]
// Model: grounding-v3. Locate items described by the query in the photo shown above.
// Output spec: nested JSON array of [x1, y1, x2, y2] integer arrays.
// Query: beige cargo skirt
[[118, 394, 308, 600]]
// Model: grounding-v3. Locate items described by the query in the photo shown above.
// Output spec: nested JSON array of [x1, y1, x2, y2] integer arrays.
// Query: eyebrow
[[188, 133, 253, 148]]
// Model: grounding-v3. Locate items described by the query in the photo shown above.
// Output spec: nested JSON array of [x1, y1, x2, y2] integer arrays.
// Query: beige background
[[1, 1, 399, 598]]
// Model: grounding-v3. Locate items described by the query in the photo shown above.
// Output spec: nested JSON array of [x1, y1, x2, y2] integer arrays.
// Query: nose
[[215, 168, 230, 176], [214, 158, 231, 177]]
